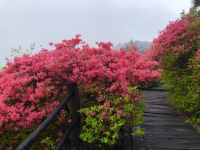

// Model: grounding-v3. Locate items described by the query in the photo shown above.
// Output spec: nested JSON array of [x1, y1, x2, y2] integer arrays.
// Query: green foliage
[[128, 86, 137, 95], [162, 47, 200, 125], [132, 100, 145, 125], [41, 137, 56, 150], [157, 14, 200, 125], [132, 128, 145, 136], [79, 103, 126, 145], [193, 10, 200, 17], [186, 113, 200, 125], [79, 86, 145, 146]]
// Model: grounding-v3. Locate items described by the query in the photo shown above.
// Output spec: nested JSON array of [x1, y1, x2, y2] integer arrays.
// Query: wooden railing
[[16, 83, 81, 150]]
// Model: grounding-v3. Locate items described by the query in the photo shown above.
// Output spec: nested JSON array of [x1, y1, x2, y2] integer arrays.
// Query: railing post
[[67, 83, 81, 150]]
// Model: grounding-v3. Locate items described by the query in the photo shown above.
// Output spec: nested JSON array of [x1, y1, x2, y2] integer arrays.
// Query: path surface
[[134, 89, 200, 150]]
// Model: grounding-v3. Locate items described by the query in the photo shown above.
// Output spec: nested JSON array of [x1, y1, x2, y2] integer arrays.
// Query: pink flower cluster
[[195, 49, 200, 61], [0, 35, 160, 132], [145, 19, 190, 61], [144, 14, 200, 66]]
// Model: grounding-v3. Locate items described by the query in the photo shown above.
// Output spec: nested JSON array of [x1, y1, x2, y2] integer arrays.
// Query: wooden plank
[[144, 121, 186, 126], [145, 116, 182, 121], [144, 125, 193, 131], [144, 111, 177, 115], [144, 133, 200, 139], [144, 113, 178, 117], [145, 138, 200, 144]]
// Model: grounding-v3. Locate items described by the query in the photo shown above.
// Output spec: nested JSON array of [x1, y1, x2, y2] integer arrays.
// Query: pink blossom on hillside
[[0, 35, 160, 133], [145, 19, 190, 61]]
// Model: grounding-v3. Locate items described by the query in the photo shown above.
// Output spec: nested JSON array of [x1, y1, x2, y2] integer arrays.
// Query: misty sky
[[0, 0, 192, 67]]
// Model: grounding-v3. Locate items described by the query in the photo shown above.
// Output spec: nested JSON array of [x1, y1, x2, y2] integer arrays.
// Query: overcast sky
[[0, 0, 192, 67]]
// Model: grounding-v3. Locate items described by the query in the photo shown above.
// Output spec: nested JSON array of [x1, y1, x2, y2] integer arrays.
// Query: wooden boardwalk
[[134, 89, 200, 150]]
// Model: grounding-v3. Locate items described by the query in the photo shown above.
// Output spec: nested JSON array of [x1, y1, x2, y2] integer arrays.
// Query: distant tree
[[189, 0, 200, 16], [193, 0, 200, 9]]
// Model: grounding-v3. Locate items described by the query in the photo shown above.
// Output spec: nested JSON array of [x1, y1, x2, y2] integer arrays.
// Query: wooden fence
[[16, 83, 81, 150]]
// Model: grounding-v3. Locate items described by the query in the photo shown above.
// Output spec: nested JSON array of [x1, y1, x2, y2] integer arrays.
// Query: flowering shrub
[[0, 35, 160, 148], [145, 19, 190, 61], [185, 50, 200, 125], [146, 12, 200, 125], [79, 86, 145, 146], [145, 11, 200, 62]]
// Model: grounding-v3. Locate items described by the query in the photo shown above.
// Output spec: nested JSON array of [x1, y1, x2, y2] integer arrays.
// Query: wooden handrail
[[16, 83, 80, 150]]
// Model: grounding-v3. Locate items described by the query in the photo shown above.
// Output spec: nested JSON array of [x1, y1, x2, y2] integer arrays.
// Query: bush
[[146, 12, 200, 125], [0, 35, 159, 149], [79, 86, 144, 146]]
